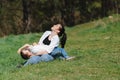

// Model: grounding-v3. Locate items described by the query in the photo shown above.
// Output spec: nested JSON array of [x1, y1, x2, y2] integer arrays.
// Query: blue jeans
[[50, 47, 69, 59], [23, 54, 54, 66], [23, 47, 69, 66]]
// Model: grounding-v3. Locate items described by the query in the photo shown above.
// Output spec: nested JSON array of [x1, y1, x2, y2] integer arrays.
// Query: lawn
[[0, 15, 120, 80]]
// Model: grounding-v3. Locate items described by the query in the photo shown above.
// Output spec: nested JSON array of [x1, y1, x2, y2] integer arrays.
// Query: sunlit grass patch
[[0, 15, 120, 80]]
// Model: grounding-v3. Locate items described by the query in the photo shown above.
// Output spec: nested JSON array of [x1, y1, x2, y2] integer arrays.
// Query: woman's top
[[43, 35, 51, 45], [29, 31, 60, 54]]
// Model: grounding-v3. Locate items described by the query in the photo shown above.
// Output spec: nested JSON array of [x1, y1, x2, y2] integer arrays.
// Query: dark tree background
[[0, 0, 119, 37]]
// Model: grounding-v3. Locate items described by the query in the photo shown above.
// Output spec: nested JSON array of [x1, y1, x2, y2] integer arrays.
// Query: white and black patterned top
[[29, 31, 59, 54]]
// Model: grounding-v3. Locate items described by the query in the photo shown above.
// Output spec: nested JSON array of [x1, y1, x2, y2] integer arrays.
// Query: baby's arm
[[17, 44, 31, 54]]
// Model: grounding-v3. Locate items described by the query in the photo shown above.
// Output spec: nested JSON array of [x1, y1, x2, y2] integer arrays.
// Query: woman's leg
[[23, 54, 54, 66], [51, 47, 69, 59], [40, 54, 54, 61], [23, 56, 41, 66]]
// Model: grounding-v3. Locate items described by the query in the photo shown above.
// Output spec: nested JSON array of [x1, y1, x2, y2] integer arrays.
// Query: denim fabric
[[23, 47, 69, 66], [50, 47, 69, 59], [23, 54, 54, 66]]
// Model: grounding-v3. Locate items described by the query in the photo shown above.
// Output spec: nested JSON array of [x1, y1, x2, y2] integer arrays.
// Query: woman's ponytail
[[60, 32, 67, 48], [57, 23, 67, 48]]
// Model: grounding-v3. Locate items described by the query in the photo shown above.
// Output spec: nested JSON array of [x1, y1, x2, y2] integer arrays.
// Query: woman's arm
[[17, 44, 31, 54], [45, 36, 60, 53], [38, 31, 51, 45]]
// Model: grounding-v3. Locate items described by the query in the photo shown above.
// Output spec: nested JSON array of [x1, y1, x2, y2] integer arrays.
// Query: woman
[[17, 23, 75, 66]]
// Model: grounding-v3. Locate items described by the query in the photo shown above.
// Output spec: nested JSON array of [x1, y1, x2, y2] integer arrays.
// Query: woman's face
[[51, 24, 62, 33]]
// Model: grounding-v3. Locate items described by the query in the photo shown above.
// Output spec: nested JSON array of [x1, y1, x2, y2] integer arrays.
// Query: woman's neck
[[51, 31, 58, 36], [49, 31, 58, 40]]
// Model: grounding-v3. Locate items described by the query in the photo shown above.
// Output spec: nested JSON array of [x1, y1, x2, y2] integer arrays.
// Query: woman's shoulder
[[44, 31, 51, 34], [42, 31, 51, 36]]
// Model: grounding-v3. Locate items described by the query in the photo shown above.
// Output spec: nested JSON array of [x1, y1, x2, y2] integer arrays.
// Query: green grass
[[0, 15, 120, 80]]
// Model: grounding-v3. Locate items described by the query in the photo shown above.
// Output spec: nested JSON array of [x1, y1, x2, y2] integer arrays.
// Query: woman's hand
[[32, 42, 38, 46], [17, 44, 30, 54]]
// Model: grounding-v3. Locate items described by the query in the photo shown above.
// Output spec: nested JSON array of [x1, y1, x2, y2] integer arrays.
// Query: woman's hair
[[58, 23, 67, 48], [20, 49, 29, 60]]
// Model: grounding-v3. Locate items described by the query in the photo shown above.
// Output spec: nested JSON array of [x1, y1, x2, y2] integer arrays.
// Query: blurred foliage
[[0, 0, 119, 37]]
